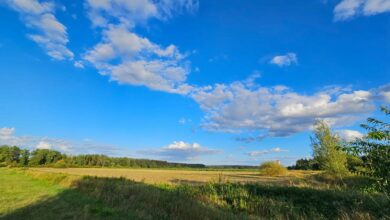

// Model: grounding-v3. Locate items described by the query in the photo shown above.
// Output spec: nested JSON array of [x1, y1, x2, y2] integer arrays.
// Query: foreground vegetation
[[1, 168, 389, 220]]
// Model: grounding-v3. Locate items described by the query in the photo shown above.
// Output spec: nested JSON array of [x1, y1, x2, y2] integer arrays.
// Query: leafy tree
[[348, 107, 390, 193], [29, 149, 63, 166], [292, 158, 320, 170], [0, 145, 22, 165], [19, 149, 30, 166], [311, 120, 348, 176]]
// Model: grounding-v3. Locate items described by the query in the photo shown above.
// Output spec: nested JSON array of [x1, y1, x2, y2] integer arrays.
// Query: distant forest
[[0, 145, 258, 169], [0, 145, 207, 168]]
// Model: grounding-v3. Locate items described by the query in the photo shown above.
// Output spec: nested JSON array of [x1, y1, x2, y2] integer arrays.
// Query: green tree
[[311, 120, 348, 176], [293, 158, 320, 170], [29, 149, 63, 166], [19, 149, 30, 166], [0, 145, 22, 165], [349, 107, 390, 193]]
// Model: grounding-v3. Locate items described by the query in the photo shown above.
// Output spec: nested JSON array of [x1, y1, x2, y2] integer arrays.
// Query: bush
[[52, 159, 67, 168], [259, 161, 287, 176]]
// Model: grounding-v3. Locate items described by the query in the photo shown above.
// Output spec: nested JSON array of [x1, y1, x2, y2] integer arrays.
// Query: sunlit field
[[1, 168, 389, 220], [28, 167, 316, 185]]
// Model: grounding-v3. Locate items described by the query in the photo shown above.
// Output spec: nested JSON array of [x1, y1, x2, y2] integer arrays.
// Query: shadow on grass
[[2, 175, 389, 220], [1, 176, 244, 220]]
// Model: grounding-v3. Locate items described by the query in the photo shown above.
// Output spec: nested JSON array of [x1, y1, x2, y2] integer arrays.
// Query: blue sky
[[0, 0, 389, 165]]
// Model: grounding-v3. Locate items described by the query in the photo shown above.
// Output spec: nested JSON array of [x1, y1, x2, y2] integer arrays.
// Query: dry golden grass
[[28, 167, 316, 185]]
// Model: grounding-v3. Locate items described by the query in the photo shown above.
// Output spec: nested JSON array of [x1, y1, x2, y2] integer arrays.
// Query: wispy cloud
[[0, 127, 129, 156], [334, 0, 390, 21], [5, 0, 73, 60], [85, 0, 199, 28], [138, 141, 221, 161], [178, 118, 192, 124], [247, 147, 287, 157], [270, 53, 297, 67]]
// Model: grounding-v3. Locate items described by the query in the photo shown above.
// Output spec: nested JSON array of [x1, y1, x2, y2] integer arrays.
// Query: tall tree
[[311, 120, 348, 176], [349, 107, 390, 193]]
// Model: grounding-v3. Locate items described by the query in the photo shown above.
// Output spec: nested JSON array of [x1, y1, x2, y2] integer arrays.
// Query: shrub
[[259, 161, 287, 176], [53, 159, 67, 168]]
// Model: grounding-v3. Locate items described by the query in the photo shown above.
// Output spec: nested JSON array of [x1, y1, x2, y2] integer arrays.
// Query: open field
[[1, 168, 389, 219], [28, 167, 316, 185]]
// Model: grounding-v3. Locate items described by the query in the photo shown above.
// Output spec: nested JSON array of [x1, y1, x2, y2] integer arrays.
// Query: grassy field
[[0, 168, 389, 219]]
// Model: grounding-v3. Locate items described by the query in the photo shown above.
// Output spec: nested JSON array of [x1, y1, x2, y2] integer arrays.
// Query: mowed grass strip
[[0, 169, 64, 216], [0, 169, 140, 219]]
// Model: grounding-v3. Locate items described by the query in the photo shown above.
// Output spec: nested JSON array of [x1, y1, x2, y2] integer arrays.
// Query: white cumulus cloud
[[83, 0, 197, 94], [270, 53, 298, 67], [191, 81, 388, 141], [247, 147, 287, 157]]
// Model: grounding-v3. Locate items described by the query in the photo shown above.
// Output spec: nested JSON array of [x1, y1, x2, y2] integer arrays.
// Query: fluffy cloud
[[0, 127, 128, 156], [191, 81, 387, 141], [270, 53, 297, 67], [36, 141, 52, 149], [247, 147, 287, 157], [83, 0, 197, 94], [334, 0, 390, 21], [139, 141, 220, 161], [337, 129, 364, 141], [0, 127, 14, 139], [6, 0, 73, 60], [83, 25, 191, 94]]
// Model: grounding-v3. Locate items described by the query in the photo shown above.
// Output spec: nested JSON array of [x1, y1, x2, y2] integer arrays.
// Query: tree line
[[291, 106, 389, 193], [0, 147, 205, 168]]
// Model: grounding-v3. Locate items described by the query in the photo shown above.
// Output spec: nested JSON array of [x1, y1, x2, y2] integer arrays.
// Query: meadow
[[1, 168, 389, 220], [27, 167, 315, 185]]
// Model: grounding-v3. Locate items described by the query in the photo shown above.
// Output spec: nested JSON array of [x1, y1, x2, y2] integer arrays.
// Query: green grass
[[0, 168, 389, 220], [0, 169, 64, 216]]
